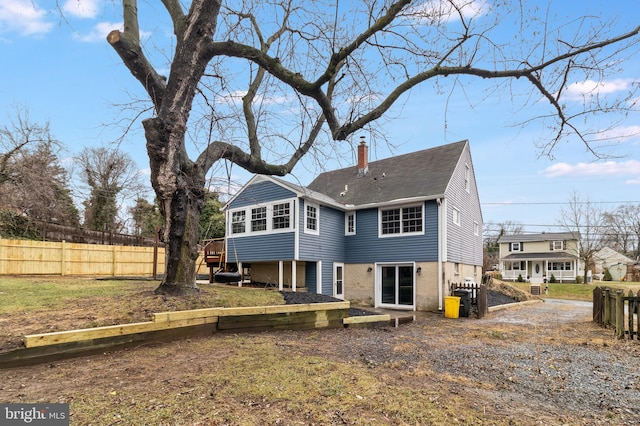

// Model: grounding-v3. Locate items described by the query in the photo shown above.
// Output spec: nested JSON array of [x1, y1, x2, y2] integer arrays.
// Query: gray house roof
[[307, 140, 467, 207], [500, 232, 580, 243]]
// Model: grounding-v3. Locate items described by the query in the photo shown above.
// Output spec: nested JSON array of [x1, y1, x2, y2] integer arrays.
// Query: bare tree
[[0, 109, 79, 228], [557, 192, 604, 283], [107, 0, 640, 294], [75, 146, 147, 233]]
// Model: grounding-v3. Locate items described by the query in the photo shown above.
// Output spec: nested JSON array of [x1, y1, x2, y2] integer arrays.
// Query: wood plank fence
[[0, 238, 167, 277], [593, 286, 640, 340]]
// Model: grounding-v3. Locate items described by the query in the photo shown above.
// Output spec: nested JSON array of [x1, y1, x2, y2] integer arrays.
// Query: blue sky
[[1, 0, 639, 234]]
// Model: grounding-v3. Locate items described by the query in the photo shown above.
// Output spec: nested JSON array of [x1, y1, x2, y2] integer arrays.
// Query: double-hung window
[[231, 211, 246, 234], [251, 207, 267, 232], [272, 203, 290, 230], [380, 204, 423, 236], [305, 203, 319, 234], [345, 212, 356, 235]]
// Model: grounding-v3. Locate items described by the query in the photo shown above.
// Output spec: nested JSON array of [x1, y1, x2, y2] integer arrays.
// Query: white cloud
[[594, 125, 640, 142], [73, 21, 122, 42], [540, 160, 640, 178], [406, 0, 489, 24], [62, 0, 99, 19], [562, 78, 635, 101], [0, 0, 53, 36]]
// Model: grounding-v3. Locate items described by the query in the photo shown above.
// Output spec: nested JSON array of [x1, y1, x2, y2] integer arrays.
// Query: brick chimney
[[357, 136, 368, 176]]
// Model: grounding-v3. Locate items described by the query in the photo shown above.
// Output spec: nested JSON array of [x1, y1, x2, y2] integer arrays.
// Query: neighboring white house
[[498, 232, 583, 283]]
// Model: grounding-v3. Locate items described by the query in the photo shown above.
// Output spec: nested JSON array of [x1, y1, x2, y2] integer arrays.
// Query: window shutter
[[520, 242, 524, 251], [550, 241, 553, 250], [509, 243, 512, 252], [563, 240, 566, 250]]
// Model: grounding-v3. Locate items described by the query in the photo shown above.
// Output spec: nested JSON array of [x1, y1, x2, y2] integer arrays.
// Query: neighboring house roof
[[594, 247, 634, 265], [307, 140, 467, 207], [500, 232, 580, 243]]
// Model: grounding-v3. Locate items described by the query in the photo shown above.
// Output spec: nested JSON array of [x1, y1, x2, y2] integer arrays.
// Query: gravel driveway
[[277, 298, 640, 425]]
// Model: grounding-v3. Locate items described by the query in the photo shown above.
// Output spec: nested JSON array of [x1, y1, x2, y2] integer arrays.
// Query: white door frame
[[333, 262, 344, 299]]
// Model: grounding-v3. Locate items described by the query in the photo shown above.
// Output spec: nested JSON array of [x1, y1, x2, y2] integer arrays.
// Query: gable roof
[[223, 174, 349, 211], [500, 232, 580, 243], [307, 140, 468, 207], [594, 246, 634, 264]]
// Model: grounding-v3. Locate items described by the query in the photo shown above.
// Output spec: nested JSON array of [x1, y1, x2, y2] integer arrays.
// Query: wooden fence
[[450, 280, 488, 319], [0, 238, 167, 277], [593, 287, 640, 340]]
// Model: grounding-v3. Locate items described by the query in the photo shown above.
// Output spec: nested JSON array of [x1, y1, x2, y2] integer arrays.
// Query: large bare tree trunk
[[144, 118, 205, 294]]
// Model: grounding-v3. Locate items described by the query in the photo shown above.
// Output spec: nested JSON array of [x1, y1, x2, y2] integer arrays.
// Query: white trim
[[333, 262, 344, 299], [452, 206, 461, 226], [437, 198, 444, 311], [378, 203, 425, 238], [292, 260, 297, 292], [464, 163, 470, 193], [375, 262, 416, 310], [317, 261, 323, 294], [227, 198, 296, 237], [347, 194, 445, 211], [345, 211, 356, 235], [304, 201, 320, 235], [278, 261, 284, 291]]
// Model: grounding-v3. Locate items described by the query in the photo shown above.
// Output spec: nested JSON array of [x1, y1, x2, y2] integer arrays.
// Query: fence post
[[110, 245, 116, 276], [60, 240, 66, 276], [628, 290, 635, 340], [0, 238, 6, 275], [604, 288, 611, 326], [615, 290, 625, 339]]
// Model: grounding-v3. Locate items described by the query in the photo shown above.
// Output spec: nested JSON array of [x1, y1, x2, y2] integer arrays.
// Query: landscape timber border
[[0, 302, 394, 369]]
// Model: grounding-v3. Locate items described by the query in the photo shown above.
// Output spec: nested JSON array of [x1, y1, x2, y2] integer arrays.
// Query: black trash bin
[[453, 289, 471, 317]]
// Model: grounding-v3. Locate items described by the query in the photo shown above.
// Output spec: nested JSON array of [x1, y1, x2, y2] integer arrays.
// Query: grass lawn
[[510, 280, 640, 301]]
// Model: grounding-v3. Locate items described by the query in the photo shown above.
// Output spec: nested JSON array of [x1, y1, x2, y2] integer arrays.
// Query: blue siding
[[345, 201, 439, 263], [229, 180, 297, 209], [305, 262, 318, 293], [228, 233, 295, 261], [299, 201, 346, 295]]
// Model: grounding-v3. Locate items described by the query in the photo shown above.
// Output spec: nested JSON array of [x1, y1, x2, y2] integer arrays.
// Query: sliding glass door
[[380, 264, 414, 308]]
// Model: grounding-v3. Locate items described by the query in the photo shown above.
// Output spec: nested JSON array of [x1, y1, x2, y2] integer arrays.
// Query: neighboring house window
[[251, 207, 267, 232], [474, 221, 479, 236], [454, 263, 460, 275], [272, 202, 290, 230], [464, 164, 470, 193], [380, 204, 423, 236], [452, 207, 461, 226], [345, 212, 356, 235], [510, 242, 522, 252], [550, 240, 565, 251], [305, 203, 319, 234], [231, 211, 246, 234], [548, 262, 572, 271]]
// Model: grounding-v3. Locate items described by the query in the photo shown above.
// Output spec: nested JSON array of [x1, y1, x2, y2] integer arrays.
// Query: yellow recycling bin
[[444, 296, 461, 319]]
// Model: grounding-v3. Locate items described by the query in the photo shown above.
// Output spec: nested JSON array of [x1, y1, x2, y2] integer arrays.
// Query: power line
[[482, 201, 640, 206]]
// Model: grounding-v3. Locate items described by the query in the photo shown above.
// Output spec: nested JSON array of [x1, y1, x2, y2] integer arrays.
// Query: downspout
[[437, 197, 444, 311]]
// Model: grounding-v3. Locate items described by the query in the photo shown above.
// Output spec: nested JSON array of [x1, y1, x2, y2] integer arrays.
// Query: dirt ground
[[1, 287, 639, 425]]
